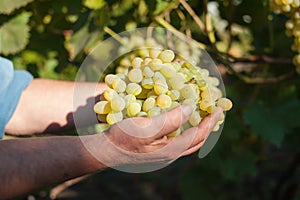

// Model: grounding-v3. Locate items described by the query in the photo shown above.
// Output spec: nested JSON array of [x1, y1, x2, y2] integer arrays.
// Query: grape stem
[[227, 54, 293, 65], [103, 26, 126, 46], [216, 53, 296, 84], [154, 16, 207, 50], [179, 0, 205, 32]]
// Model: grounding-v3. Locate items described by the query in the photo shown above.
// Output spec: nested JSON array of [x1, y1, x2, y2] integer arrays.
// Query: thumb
[[109, 105, 192, 139]]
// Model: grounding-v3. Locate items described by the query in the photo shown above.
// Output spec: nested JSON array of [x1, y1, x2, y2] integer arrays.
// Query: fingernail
[[182, 105, 192, 117]]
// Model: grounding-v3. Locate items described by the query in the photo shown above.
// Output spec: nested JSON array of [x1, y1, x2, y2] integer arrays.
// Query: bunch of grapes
[[270, 0, 300, 73], [94, 48, 232, 136], [115, 35, 202, 76]]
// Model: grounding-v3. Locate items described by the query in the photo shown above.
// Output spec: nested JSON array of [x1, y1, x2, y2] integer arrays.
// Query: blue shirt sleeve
[[0, 57, 33, 139]]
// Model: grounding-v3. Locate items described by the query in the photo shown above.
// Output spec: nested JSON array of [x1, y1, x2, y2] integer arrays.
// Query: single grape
[[142, 66, 154, 78], [147, 106, 161, 117], [132, 57, 143, 68], [160, 63, 177, 78], [110, 96, 126, 112], [168, 75, 185, 90], [142, 78, 154, 89], [106, 111, 123, 125], [105, 74, 119, 87], [142, 57, 152, 66], [136, 88, 151, 99], [97, 114, 107, 123], [217, 98, 233, 111], [137, 111, 148, 117], [158, 50, 175, 63], [149, 58, 163, 71], [112, 78, 126, 93], [199, 99, 214, 111], [127, 102, 142, 117], [154, 79, 169, 95], [167, 128, 181, 137], [180, 84, 199, 100], [124, 94, 136, 107], [153, 71, 166, 82], [94, 100, 111, 114], [126, 83, 142, 96], [142, 97, 156, 112], [213, 124, 220, 132], [156, 94, 172, 109], [104, 88, 118, 101], [189, 110, 202, 126], [128, 68, 143, 83]]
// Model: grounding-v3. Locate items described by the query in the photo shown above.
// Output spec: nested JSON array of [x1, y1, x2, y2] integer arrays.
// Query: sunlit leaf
[[0, 12, 31, 55], [153, 0, 173, 15], [0, 0, 34, 14], [83, 0, 106, 10]]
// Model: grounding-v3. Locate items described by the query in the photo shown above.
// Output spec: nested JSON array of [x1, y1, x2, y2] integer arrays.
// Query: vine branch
[[179, 0, 205, 32]]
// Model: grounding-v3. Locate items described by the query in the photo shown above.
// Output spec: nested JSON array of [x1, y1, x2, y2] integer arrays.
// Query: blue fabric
[[0, 57, 33, 138]]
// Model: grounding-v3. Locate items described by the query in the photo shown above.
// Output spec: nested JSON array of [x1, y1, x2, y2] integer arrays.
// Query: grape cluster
[[94, 48, 232, 136], [270, 0, 300, 73], [115, 35, 202, 76]]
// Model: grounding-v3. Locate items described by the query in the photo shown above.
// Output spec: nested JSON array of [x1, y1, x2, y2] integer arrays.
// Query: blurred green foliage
[[1, 0, 299, 199]]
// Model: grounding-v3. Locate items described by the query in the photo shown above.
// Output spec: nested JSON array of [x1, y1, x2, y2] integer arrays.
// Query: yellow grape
[[156, 94, 172, 109], [104, 88, 118, 101], [189, 110, 202, 127], [126, 83, 142, 96], [127, 102, 142, 117], [158, 49, 175, 63], [94, 101, 111, 114], [217, 98, 233, 111], [154, 79, 168, 95], [106, 111, 123, 125], [110, 96, 126, 112], [142, 97, 156, 112], [128, 68, 143, 83], [167, 128, 181, 137]]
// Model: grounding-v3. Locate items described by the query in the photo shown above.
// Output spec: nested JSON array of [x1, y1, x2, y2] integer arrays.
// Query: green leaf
[[0, 12, 31, 55], [153, 0, 173, 15], [0, 0, 34, 14], [65, 24, 90, 60], [83, 0, 106, 10], [274, 95, 300, 131], [244, 101, 285, 147]]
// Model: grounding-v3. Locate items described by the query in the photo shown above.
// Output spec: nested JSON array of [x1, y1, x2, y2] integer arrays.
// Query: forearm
[[5, 79, 107, 135], [0, 135, 105, 199]]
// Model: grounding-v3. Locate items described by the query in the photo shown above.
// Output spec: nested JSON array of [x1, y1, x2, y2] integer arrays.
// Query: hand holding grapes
[[86, 105, 223, 170]]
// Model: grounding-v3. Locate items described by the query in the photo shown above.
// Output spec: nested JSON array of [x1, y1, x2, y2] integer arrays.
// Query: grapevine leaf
[[83, 0, 106, 10], [0, 12, 31, 55], [65, 24, 90, 61], [274, 95, 300, 130], [111, 0, 133, 17], [244, 101, 284, 147], [0, 0, 34, 14], [153, 0, 173, 15]]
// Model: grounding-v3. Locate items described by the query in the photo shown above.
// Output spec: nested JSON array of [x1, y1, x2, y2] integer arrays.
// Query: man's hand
[[85, 105, 222, 172]]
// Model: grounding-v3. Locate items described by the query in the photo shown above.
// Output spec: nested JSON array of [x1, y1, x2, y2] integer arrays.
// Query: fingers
[[109, 105, 192, 139], [178, 107, 223, 156], [151, 105, 193, 139], [181, 142, 204, 157]]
